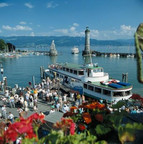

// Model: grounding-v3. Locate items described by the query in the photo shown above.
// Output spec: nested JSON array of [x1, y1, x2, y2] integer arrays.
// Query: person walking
[[8, 112, 14, 123], [10, 95, 15, 108], [2, 105, 7, 119], [76, 93, 81, 105]]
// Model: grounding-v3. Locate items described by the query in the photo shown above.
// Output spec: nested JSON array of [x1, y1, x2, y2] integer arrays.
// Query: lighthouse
[[82, 26, 91, 56]]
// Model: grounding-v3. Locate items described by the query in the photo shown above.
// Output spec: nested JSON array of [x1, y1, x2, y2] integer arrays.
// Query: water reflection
[[72, 54, 79, 64], [50, 56, 57, 64], [83, 56, 91, 64]]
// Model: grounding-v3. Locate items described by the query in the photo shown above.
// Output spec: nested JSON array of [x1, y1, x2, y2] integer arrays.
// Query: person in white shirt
[[17, 107, 23, 116], [56, 102, 61, 111], [49, 108, 55, 114], [63, 94, 67, 102], [29, 95, 34, 107], [62, 104, 69, 113], [8, 112, 14, 123], [2, 105, 7, 119]]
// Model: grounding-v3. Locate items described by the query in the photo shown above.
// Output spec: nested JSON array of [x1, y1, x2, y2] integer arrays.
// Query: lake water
[[0, 45, 142, 96]]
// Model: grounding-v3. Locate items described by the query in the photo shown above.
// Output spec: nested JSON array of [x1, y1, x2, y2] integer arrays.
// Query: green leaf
[[126, 122, 143, 130], [111, 100, 126, 109], [95, 124, 111, 135], [86, 134, 97, 143]]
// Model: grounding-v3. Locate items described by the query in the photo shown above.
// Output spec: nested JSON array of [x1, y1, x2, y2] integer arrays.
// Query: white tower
[[49, 40, 58, 56], [82, 27, 91, 56]]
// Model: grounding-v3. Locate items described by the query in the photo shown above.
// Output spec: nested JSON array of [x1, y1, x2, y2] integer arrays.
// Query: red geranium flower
[[63, 112, 76, 117], [95, 114, 103, 122], [70, 123, 75, 135], [78, 124, 86, 131]]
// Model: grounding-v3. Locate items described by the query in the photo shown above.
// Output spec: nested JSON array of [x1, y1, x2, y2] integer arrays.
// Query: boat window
[[78, 71, 84, 75], [125, 91, 131, 96], [74, 70, 77, 75], [70, 69, 73, 73], [63, 67, 65, 71], [103, 90, 111, 96], [95, 87, 101, 93], [94, 68, 103, 73], [88, 85, 94, 91], [113, 92, 123, 97], [84, 84, 87, 89], [66, 68, 69, 72]]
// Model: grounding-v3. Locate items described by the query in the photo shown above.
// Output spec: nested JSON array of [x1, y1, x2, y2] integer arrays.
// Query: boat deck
[[86, 81, 132, 90], [54, 63, 102, 70]]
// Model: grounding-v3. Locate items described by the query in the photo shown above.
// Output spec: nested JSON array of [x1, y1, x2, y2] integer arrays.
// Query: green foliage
[[44, 130, 99, 144], [107, 112, 125, 129], [125, 122, 143, 130], [135, 23, 143, 83], [111, 100, 126, 109], [0, 39, 7, 51], [22, 137, 38, 144], [45, 130, 64, 144], [95, 124, 111, 135]]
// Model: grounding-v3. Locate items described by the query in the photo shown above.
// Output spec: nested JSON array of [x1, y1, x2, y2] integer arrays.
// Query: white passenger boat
[[45, 62, 133, 102], [71, 47, 79, 54]]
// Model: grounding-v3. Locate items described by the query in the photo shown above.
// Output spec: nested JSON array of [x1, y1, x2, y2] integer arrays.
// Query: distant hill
[[0, 36, 134, 48]]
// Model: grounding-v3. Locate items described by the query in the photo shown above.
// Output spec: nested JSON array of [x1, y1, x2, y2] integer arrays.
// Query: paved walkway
[[0, 94, 63, 122]]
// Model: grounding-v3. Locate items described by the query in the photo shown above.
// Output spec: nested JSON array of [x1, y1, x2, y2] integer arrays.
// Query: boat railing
[[49, 64, 60, 70]]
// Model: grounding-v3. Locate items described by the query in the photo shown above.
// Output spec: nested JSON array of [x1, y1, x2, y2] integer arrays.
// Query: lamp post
[[0, 64, 4, 93]]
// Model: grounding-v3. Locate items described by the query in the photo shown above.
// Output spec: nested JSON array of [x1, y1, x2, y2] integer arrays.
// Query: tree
[[135, 23, 143, 83], [0, 39, 7, 52], [7, 43, 16, 52]]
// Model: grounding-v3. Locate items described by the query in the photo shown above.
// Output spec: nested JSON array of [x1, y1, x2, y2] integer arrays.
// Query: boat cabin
[[83, 81, 132, 101]]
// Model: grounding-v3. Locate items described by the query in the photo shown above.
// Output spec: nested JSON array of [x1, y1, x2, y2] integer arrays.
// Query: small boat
[[71, 47, 79, 54]]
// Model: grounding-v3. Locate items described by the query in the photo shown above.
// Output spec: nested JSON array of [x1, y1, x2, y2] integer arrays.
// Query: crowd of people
[[0, 77, 86, 122]]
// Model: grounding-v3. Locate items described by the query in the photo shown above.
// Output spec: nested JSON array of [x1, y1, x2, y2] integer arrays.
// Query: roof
[[86, 81, 132, 90], [59, 63, 102, 70]]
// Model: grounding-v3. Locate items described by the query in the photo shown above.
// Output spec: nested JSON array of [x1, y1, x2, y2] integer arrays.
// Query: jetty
[[91, 51, 137, 58]]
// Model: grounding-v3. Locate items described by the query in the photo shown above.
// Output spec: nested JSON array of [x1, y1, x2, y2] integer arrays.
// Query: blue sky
[[0, 0, 143, 40]]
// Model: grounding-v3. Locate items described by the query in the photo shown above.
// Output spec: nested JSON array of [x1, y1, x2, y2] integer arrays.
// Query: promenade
[[0, 94, 63, 122], [0, 79, 66, 124]]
